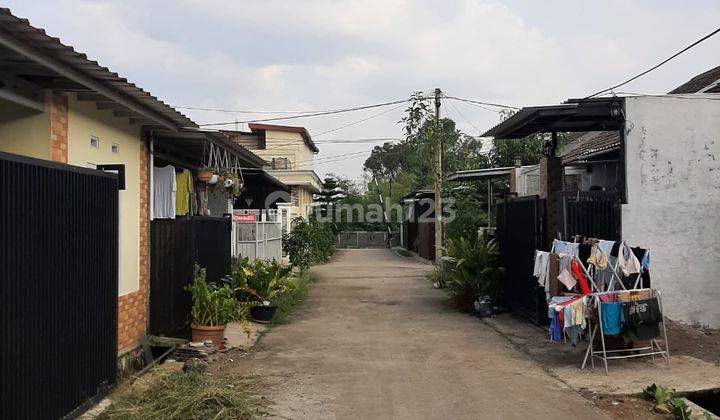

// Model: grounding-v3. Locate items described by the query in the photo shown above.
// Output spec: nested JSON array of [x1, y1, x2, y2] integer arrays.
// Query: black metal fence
[[496, 195, 548, 324], [0, 152, 119, 420], [558, 191, 621, 241], [149, 217, 231, 337]]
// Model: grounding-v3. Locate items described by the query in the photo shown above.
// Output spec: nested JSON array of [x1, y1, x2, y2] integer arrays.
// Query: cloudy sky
[[5, 1, 720, 180]]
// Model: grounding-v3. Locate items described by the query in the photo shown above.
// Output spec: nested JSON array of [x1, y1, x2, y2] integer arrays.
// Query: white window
[[90, 135, 100, 149]]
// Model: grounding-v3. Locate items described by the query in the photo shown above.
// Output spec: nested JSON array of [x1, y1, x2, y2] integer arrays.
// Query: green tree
[[489, 110, 544, 167]]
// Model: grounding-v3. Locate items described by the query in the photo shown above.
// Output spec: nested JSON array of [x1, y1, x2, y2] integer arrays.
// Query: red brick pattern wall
[[50, 92, 68, 163], [117, 141, 149, 353]]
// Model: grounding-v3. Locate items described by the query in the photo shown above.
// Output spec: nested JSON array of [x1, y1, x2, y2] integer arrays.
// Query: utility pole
[[433, 88, 443, 262]]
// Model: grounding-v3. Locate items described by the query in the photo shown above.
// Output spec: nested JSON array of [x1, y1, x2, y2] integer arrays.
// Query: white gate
[[233, 210, 283, 261]]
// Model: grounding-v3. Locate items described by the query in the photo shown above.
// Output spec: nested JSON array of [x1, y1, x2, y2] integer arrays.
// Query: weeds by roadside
[[271, 272, 314, 325], [99, 370, 262, 420]]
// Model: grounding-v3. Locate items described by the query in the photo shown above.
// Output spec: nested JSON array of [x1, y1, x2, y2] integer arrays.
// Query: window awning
[[482, 98, 625, 139]]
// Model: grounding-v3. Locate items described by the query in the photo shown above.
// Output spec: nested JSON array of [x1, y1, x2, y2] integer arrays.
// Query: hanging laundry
[[622, 297, 662, 340], [618, 243, 642, 276], [557, 269, 577, 291], [548, 253, 560, 297], [153, 165, 176, 219], [175, 169, 194, 216], [587, 244, 608, 270], [533, 251, 550, 288], [570, 260, 592, 295], [598, 239, 615, 255], [601, 302, 624, 335], [553, 240, 579, 257]]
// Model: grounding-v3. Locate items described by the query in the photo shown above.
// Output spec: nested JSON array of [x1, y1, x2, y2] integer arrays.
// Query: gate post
[[539, 156, 562, 250]]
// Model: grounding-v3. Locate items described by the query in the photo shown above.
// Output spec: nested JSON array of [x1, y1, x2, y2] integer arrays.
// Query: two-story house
[[225, 123, 322, 220]]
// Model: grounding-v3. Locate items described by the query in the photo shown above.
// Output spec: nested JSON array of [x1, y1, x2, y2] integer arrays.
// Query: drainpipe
[[149, 134, 155, 220]]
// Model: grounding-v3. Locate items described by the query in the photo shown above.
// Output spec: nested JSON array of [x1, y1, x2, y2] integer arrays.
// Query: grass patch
[[271, 272, 314, 325], [99, 371, 262, 420]]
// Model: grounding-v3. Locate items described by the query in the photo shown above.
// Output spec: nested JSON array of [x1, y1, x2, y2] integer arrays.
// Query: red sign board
[[234, 213, 257, 223]]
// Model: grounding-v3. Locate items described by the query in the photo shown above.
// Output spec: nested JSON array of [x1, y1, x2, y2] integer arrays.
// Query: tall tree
[[488, 110, 544, 167]]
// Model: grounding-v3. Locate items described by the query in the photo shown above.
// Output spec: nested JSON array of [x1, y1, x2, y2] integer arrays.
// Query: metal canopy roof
[[482, 98, 624, 139], [151, 129, 266, 169], [0, 8, 196, 130], [448, 166, 514, 182]]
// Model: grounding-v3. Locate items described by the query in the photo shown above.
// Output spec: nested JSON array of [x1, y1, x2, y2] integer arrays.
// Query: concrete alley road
[[245, 249, 608, 420]]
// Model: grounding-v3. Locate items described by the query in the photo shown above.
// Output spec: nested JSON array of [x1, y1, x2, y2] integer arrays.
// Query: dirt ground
[[665, 320, 720, 365], [217, 249, 611, 419]]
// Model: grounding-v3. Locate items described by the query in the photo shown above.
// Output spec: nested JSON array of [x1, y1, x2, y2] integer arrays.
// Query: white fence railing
[[234, 220, 283, 261]]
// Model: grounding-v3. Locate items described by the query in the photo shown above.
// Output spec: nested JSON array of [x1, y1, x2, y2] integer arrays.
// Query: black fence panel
[[496, 195, 548, 324], [149, 216, 231, 337], [0, 152, 118, 420], [558, 191, 621, 241]]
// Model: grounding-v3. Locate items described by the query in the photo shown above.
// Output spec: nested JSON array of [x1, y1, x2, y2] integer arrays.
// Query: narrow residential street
[[242, 249, 608, 419]]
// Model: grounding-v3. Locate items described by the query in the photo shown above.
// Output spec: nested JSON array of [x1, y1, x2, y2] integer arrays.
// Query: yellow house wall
[[251, 130, 314, 167], [66, 93, 142, 296], [0, 93, 51, 160]]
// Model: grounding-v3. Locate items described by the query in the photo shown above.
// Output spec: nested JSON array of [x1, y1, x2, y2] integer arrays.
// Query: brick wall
[[117, 141, 149, 353], [50, 92, 68, 163]]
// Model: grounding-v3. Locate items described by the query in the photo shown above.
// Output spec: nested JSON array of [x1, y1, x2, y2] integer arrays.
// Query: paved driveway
[[245, 249, 607, 419]]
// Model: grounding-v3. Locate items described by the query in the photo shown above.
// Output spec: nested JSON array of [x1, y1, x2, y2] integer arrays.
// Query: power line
[[314, 103, 406, 137], [291, 151, 373, 169], [197, 98, 415, 127], [173, 105, 321, 114], [584, 26, 720, 99], [443, 95, 519, 110]]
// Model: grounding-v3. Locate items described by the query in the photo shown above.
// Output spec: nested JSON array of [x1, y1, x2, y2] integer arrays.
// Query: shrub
[[186, 265, 243, 326], [225, 258, 295, 306], [443, 233, 503, 312], [282, 218, 335, 270]]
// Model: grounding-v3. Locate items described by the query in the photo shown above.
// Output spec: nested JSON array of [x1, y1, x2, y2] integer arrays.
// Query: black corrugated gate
[[496, 195, 548, 324], [149, 217, 231, 337], [558, 191, 622, 241], [0, 152, 119, 420]]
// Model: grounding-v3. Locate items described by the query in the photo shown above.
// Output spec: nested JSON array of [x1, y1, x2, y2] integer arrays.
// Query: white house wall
[[623, 95, 720, 327]]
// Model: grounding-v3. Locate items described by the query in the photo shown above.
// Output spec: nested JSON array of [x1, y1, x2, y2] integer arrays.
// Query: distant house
[[224, 123, 322, 221], [482, 66, 720, 327]]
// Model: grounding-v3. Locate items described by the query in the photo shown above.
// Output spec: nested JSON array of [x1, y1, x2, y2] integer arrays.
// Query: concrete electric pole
[[433, 88, 443, 262]]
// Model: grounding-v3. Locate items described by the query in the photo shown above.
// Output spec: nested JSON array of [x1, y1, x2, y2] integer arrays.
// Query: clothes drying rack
[[550, 239, 670, 374]]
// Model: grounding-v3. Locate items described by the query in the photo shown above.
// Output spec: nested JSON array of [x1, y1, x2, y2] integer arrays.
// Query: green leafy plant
[[282, 218, 335, 270], [217, 169, 243, 198], [442, 233, 503, 312], [643, 384, 695, 419], [186, 264, 243, 326], [227, 258, 295, 306]]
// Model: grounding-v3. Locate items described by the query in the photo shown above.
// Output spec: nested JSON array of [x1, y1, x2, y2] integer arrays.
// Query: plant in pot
[[232, 258, 295, 323], [197, 165, 215, 183], [186, 264, 242, 347], [217, 169, 243, 198]]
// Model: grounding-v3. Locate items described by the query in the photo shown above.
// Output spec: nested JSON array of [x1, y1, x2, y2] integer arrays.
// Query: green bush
[[282, 218, 335, 270], [443, 233, 503, 312], [186, 264, 243, 326], [225, 257, 295, 306]]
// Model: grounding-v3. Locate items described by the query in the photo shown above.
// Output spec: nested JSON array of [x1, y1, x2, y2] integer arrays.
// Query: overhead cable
[[583, 26, 720, 99]]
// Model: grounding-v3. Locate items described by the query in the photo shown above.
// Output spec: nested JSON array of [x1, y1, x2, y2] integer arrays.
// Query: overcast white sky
[[5, 1, 720, 180]]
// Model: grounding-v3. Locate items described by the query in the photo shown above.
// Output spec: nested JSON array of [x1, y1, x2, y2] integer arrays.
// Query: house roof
[[669, 65, 720, 94], [0, 8, 196, 130], [481, 98, 624, 139], [560, 131, 621, 164], [248, 123, 319, 153]]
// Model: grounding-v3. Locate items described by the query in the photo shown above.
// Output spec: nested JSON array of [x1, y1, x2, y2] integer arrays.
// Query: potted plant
[[186, 264, 242, 347], [197, 165, 215, 183], [231, 258, 295, 323], [218, 169, 243, 198]]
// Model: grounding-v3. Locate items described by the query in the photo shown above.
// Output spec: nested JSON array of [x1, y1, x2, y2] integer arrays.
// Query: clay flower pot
[[197, 170, 214, 183], [191, 324, 226, 348]]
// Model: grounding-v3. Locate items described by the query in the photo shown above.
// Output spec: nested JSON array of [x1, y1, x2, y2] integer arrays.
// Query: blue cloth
[[601, 302, 625, 335], [550, 311, 563, 342], [642, 250, 651, 270]]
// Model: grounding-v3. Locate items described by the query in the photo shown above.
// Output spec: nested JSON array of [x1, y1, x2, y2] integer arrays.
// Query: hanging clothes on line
[[153, 165, 176, 219], [175, 169, 194, 217], [533, 251, 550, 290], [552, 240, 579, 258]]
